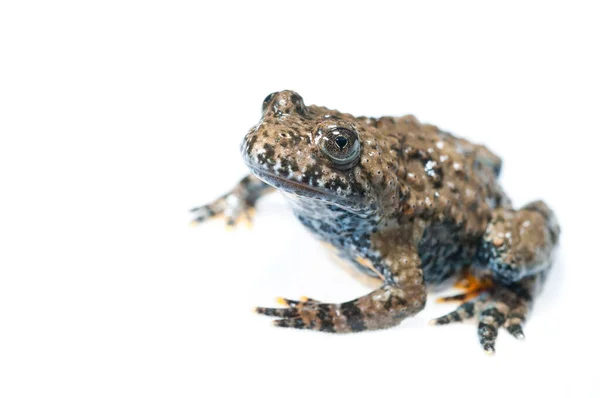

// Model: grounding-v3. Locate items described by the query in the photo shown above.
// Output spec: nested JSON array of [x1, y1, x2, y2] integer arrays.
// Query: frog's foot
[[254, 296, 322, 326], [190, 197, 255, 228], [430, 278, 534, 355], [190, 175, 271, 228], [254, 296, 342, 332]]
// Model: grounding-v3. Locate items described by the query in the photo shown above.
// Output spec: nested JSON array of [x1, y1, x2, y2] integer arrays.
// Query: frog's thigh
[[478, 200, 560, 284]]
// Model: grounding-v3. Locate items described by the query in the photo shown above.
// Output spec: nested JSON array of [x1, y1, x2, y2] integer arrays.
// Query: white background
[[1, 1, 598, 397]]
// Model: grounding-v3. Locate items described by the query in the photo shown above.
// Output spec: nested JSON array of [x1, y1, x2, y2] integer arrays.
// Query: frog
[[191, 90, 560, 354]]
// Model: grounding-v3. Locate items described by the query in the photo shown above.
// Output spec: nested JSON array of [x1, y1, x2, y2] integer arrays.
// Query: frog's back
[[305, 107, 508, 234], [355, 114, 506, 226], [354, 114, 508, 284]]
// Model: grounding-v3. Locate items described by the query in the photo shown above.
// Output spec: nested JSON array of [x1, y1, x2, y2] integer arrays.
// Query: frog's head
[[241, 91, 398, 214]]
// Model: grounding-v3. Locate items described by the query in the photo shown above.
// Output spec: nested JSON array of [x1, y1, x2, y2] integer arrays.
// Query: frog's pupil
[[335, 136, 348, 149]]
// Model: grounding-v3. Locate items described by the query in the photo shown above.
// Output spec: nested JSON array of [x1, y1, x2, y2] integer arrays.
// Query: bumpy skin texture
[[191, 91, 560, 354]]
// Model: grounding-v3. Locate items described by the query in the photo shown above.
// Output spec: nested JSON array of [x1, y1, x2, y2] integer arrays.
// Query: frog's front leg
[[432, 200, 560, 353], [255, 236, 427, 332], [190, 175, 273, 227]]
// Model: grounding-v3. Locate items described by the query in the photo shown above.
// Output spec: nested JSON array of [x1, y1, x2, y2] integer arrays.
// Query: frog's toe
[[254, 306, 299, 318], [223, 202, 255, 228], [254, 296, 321, 318], [477, 303, 526, 354], [189, 202, 222, 225], [436, 272, 493, 303], [435, 292, 471, 303], [429, 298, 483, 325], [504, 311, 526, 340], [274, 296, 320, 307], [432, 280, 533, 353], [477, 305, 508, 355], [255, 298, 338, 332], [272, 318, 310, 329], [431, 298, 505, 354], [254, 304, 315, 330]]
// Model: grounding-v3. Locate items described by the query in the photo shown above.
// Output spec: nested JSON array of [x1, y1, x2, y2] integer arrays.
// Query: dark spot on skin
[[263, 143, 276, 164], [339, 171, 366, 197], [247, 135, 258, 154], [290, 92, 303, 103], [257, 153, 267, 165], [332, 176, 349, 191], [290, 93, 305, 115], [290, 160, 299, 172], [340, 302, 366, 331], [303, 164, 323, 186], [481, 308, 505, 325], [383, 295, 407, 310], [510, 284, 533, 302], [262, 93, 274, 112], [279, 158, 295, 174]]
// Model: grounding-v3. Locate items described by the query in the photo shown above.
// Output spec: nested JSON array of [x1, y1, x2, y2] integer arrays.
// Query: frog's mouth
[[247, 166, 364, 213], [249, 166, 329, 196]]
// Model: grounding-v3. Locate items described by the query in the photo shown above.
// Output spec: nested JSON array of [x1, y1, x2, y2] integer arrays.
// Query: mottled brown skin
[[191, 91, 560, 354]]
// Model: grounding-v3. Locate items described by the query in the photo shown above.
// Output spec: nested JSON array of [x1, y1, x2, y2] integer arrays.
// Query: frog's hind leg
[[190, 175, 272, 227], [432, 201, 559, 353]]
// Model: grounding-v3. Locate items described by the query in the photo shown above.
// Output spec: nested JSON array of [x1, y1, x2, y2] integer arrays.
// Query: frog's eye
[[320, 128, 361, 168]]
